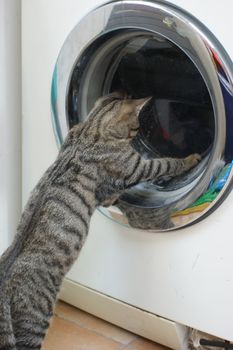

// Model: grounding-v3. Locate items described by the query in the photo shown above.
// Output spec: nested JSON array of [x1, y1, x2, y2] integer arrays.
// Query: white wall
[[0, 0, 21, 254]]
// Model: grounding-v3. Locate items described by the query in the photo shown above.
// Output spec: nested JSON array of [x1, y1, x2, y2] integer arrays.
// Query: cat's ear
[[94, 91, 126, 108], [134, 97, 152, 114]]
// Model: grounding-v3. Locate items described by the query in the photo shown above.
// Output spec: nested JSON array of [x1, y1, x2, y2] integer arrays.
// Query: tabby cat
[[0, 92, 200, 349]]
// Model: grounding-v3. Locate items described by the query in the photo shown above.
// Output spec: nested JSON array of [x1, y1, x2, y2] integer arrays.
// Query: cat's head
[[85, 92, 151, 142]]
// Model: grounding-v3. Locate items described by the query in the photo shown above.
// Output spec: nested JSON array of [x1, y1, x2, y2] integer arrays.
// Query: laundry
[[172, 161, 233, 217]]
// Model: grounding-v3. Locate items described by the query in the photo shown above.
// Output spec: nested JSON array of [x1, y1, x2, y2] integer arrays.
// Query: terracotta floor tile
[[42, 316, 121, 350], [124, 338, 170, 350], [55, 301, 137, 345]]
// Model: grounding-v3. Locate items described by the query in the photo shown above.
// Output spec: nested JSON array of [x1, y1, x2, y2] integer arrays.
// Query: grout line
[[118, 344, 129, 349], [119, 336, 139, 349], [54, 305, 138, 345], [54, 312, 129, 346]]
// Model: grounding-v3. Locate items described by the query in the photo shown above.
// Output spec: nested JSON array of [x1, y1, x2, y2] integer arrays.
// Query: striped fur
[[0, 92, 200, 349], [116, 202, 175, 230]]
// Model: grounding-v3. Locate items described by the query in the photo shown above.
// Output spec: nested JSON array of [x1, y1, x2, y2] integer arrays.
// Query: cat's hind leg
[[0, 296, 17, 350], [13, 314, 50, 350]]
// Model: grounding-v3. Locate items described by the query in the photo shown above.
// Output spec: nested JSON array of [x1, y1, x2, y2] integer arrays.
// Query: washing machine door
[[51, 0, 233, 231]]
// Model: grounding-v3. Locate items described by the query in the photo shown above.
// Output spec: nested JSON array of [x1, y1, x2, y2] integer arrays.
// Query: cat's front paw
[[184, 153, 201, 170]]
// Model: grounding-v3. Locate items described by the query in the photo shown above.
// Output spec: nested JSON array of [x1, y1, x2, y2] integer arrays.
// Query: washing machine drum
[[52, 0, 233, 231]]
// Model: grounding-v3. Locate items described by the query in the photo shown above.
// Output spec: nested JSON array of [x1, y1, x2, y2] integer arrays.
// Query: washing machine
[[22, 0, 233, 348], [0, 0, 21, 256]]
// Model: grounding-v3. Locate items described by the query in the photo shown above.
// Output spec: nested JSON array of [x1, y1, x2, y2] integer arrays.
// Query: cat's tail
[[0, 297, 17, 350]]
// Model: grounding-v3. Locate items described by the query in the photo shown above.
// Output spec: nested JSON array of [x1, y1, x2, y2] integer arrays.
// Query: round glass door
[[51, 0, 233, 231]]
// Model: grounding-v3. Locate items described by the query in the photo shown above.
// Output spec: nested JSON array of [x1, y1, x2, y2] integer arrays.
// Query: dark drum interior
[[110, 37, 214, 159]]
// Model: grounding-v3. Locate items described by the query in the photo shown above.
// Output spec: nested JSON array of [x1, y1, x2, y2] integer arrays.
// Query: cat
[[0, 92, 200, 349]]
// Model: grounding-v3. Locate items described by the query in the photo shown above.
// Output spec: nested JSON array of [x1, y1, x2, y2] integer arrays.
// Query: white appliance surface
[[0, 0, 21, 255], [22, 0, 233, 342]]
